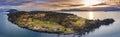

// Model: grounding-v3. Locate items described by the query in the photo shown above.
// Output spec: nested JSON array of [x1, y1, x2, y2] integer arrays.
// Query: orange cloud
[[0, 0, 119, 11]]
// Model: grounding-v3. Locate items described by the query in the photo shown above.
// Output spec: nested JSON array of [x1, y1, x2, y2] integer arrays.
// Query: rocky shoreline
[[7, 9, 115, 35]]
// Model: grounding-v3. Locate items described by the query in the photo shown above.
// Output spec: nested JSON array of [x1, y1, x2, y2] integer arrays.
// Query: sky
[[0, 0, 120, 11]]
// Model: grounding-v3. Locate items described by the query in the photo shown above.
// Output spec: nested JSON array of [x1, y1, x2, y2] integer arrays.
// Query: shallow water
[[0, 11, 120, 37]]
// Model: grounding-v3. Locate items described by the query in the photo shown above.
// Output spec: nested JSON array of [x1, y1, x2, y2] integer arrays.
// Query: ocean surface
[[0, 11, 120, 37]]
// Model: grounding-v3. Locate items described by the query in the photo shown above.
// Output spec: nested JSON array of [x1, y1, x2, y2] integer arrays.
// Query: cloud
[[0, 0, 84, 11], [0, 0, 119, 11], [0, 0, 81, 10]]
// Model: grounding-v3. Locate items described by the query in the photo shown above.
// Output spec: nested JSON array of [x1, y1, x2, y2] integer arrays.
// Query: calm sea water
[[0, 11, 120, 37]]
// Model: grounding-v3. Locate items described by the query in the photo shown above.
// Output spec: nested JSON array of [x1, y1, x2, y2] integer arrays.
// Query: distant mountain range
[[60, 7, 120, 11], [0, 9, 9, 12], [1, 7, 120, 12]]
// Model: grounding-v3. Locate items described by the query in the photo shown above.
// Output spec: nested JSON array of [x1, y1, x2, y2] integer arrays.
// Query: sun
[[82, 0, 103, 6]]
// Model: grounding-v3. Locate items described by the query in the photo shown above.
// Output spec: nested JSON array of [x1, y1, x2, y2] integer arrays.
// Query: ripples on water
[[0, 11, 120, 37]]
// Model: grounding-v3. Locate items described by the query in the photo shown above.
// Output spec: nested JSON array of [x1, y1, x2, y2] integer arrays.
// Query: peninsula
[[7, 9, 115, 35]]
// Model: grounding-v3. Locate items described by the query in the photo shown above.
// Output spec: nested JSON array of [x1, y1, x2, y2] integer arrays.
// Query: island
[[7, 9, 115, 36]]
